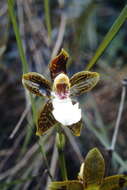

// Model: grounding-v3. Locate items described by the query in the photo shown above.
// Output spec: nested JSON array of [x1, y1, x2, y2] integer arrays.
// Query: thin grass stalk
[[38, 137, 53, 180], [45, 144, 58, 190], [84, 112, 127, 170], [110, 79, 127, 151], [20, 124, 34, 155], [0, 174, 40, 189], [8, 0, 28, 73], [44, 0, 51, 41], [86, 5, 127, 70]]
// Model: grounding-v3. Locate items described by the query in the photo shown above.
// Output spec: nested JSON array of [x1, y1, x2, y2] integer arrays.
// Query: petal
[[83, 148, 105, 187], [36, 100, 57, 135], [22, 72, 51, 97], [49, 180, 83, 190], [49, 49, 69, 80], [66, 119, 83, 136], [70, 71, 100, 97], [53, 73, 70, 99], [100, 175, 127, 190]]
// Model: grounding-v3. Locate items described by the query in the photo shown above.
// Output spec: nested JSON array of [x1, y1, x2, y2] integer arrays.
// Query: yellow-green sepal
[[49, 180, 83, 190], [100, 175, 127, 190], [22, 72, 51, 97], [83, 148, 105, 187], [70, 71, 100, 97]]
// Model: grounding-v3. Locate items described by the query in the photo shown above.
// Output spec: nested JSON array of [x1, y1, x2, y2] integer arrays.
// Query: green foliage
[[86, 5, 127, 70]]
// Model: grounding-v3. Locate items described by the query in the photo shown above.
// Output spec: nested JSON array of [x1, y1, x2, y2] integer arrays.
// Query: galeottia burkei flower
[[22, 49, 99, 136], [49, 148, 127, 190]]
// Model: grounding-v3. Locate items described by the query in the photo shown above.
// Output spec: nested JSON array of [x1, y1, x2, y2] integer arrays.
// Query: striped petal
[[66, 119, 83, 136], [70, 71, 100, 97], [49, 49, 69, 80], [36, 100, 57, 135], [83, 148, 105, 188], [22, 72, 51, 97], [100, 175, 127, 190], [49, 180, 83, 190]]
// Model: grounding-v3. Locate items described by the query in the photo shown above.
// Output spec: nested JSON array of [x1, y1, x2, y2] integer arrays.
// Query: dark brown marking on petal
[[119, 177, 126, 187], [49, 49, 69, 80], [37, 100, 57, 135]]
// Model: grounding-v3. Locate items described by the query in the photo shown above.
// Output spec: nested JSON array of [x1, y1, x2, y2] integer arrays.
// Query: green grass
[[86, 5, 127, 70]]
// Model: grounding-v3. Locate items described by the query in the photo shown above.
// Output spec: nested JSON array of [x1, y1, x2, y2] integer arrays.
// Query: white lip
[[52, 97, 81, 126]]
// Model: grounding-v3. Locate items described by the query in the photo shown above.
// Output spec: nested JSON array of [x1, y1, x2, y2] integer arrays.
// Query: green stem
[[30, 94, 37, 125], [86, 5, 127, 70], [56, 129, 68, 180], [44, 0, 51, 41]]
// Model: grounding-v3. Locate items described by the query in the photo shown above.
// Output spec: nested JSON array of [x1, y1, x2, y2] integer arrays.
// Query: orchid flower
[[22, 49, 99, 136], [49, 148, 127, 190]]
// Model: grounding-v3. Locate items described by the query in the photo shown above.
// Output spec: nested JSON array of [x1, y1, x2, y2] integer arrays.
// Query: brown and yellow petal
[[49, 180, 83, 190], [100, 175, 127, 190], [83, 148, 105, 188], [22, 72, 51, 97], [36, 100, 57, 136], [49, 49, 69, 80], [66, 119, 83, 136], [70, 71, 100, 97]]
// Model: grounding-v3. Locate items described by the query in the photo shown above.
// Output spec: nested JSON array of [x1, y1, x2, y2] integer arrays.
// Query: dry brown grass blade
[[64, 128, 84, 163], [45, 143, 58, 190], [51, 13, 66, 59], [9, 105, 30, 139]]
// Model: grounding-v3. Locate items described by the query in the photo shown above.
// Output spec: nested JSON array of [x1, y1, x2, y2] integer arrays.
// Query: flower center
[[56, 83, 69, 99], [53, 73, 70, 99]]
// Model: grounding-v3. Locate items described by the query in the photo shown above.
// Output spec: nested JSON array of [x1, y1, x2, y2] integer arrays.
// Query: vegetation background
[[0, 0, 127, 189]]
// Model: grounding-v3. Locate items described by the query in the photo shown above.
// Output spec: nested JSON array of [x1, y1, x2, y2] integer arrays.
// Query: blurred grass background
[[0, 0, 127, 189]]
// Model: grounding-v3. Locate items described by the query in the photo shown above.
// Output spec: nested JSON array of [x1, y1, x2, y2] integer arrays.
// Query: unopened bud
[[56, 132, 66, 150]]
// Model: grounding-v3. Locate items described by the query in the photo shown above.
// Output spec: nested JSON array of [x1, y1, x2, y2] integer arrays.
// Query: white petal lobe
[[52, 97, 81, 126]]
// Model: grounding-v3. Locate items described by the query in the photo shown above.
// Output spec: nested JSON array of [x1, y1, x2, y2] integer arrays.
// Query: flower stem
[[56, 128, 68, 180]]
